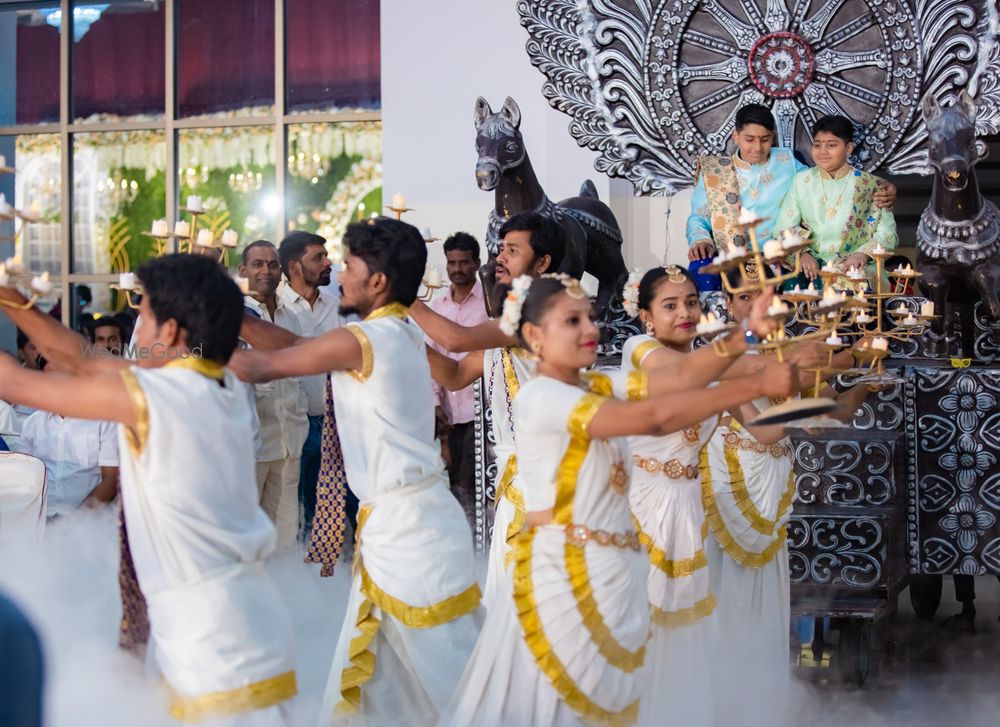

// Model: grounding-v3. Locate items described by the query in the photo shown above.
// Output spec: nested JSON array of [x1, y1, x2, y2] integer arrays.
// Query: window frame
[[0, 0, 381, 323]]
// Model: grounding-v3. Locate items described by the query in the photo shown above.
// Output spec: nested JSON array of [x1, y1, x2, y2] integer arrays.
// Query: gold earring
[[644, 321, 654, 334]]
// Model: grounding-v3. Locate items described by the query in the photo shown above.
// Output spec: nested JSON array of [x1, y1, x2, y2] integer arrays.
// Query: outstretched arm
[[590, 364, 798, 440], [0, 288, 127, 375], [728, 402, 789, 445], [240, 313, 306, 351], [229, 326, 363, 383], [0, 354, 137, 430], [426, 347, 486, 391], [409, 299, 516, 353]]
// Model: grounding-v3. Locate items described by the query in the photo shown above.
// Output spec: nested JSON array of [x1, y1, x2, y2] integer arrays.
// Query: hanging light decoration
[[228, 165, 263, 194], [97, 168, 140, 210]]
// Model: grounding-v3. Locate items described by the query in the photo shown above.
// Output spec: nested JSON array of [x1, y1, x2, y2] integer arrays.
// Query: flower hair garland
[[622, 267, 642, 318], [500, 275, 533, 336]]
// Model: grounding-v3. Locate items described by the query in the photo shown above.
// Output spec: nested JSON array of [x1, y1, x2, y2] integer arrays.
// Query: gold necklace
[[736, 164, 764, 199], [819, 168, 850, 218]]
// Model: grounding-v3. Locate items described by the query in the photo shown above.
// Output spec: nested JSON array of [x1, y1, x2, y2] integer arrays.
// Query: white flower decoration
[[622, 267, 642, 318], [499, 275, 534, 336]]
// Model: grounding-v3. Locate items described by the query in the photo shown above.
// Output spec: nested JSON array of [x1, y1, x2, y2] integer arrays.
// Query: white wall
[[381, 0, 692, 287]]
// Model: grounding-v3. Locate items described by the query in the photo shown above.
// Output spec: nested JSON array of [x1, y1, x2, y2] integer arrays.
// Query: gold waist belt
[[632, 454, 698, 480], [565, 523, 641, 551], [723, 431, 790, 459]]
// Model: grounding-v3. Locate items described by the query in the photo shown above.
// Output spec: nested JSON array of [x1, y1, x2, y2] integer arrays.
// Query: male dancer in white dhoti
[[0, 255, 297, 725], [231, 217, 481, 726], [411, 211, 566, 606]]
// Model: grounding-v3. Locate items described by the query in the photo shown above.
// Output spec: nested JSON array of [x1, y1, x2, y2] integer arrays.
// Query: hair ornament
[[539, 272, 587, 300], [622, 267, 642, 318], [663, 265, 687, 284], [499, 275, 533, 336]]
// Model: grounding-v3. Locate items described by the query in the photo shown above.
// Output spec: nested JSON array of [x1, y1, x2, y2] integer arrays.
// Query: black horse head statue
[[474, 96, 524, 192], [922, 90, 982, 193], [472, 95, 627, 320], [917, 90, 1000, 357]]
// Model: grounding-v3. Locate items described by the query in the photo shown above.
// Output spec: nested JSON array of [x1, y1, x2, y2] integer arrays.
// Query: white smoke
[[3, 511, 999, 726], [0, 509, 350, 727]]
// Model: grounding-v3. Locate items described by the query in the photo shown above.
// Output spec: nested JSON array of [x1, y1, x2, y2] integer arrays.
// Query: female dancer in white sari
[[621, 265, 775, 726], [443, 274, 797, 727], [703, 270, 873, 726]]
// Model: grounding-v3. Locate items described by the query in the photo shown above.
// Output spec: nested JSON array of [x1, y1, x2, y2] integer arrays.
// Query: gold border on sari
[[514, 530, 640, 727], [119, 367, 149, 457], [169, 671, 297, 722]]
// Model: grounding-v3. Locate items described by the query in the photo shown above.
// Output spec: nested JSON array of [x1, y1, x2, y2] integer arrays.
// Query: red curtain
[[13, 0, 380, 123]]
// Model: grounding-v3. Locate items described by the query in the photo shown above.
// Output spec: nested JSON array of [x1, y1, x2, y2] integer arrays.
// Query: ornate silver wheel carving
[[518, 0, 999, 194]]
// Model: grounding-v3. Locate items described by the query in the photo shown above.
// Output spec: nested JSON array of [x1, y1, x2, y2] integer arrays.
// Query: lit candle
[[856, 311, 873, 324], [895, 302, 907, 314], [782, 229, 802, 249], [920, 301, 935, 317], [826, 332, 844, 346], [186, 195, 203, 212], [234, 276, 250, 295], [872, 336, 889, 351], [196, 229, 214, 248], [30, 271, 52, 295], [28, 200, 41, 215], [220, 229, 239, 248], [174, 220, 191, 238], [767, 295, 787, 316], [737, 207, 757, 224], [847, 266, 865, 280], [0, 264, 8, 287], [821, 260, 839, 273], [856, 290, 868, 304], [6, 255, 23, 273], [119, 272, 137, 290], [822, 285, 839, 303], [392, 193, 407, 210], [762, 239, 784, 259], [903, 313, 918, 326], [872, 242, 886, 256], [805, 282, 819, 297], [151, 219, 169, 237]]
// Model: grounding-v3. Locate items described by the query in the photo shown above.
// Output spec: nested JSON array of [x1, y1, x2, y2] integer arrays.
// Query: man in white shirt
[[14, 363, 119, 515], [240, 240, 309, 548], [276, 231, 353, 536]]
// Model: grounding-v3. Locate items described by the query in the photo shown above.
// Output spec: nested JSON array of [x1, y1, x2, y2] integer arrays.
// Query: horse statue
[[474, 96, 628, 317], [917, 91, 1000, 358]]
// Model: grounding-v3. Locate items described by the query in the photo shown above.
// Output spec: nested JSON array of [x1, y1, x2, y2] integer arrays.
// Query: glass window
[[286, 121, 382, 244], [0, 4, 60, 125], [178, 126, 278, 256], [1, 133, 62, 275], [286, 0, 380, 114], [72, 1, 166, 122], [177, 0, 275, 119], [72, 131, 167, 275]]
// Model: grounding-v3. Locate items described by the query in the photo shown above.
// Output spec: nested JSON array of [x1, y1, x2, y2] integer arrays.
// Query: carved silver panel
[[913, 368, 1000, 574], [793, 438, 896, 506], [787, 515, 886, 587], [518, 0, 1000, 194]]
